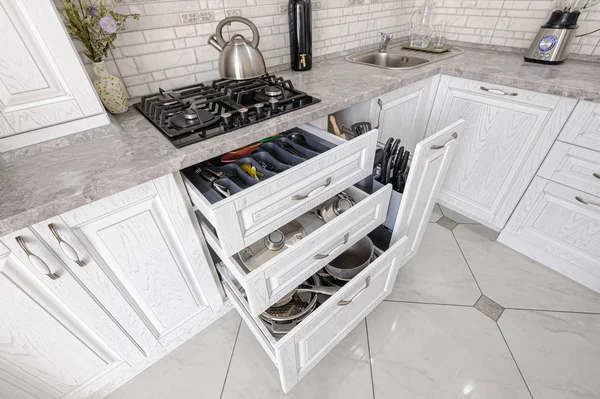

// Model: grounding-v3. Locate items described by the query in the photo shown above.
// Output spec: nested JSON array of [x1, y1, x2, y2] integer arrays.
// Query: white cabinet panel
[[60, 174, 224, 351], [0, 0, 108, 148], [558, 100, 600, 152], [369, 75, 439, 153], [499, 177, 600, 293], [426, 75, 577, 230], [0, 242, 129, 399]]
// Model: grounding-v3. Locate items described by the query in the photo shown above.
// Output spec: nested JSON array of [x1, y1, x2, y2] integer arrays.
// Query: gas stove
[[134, 74, 321, 148]]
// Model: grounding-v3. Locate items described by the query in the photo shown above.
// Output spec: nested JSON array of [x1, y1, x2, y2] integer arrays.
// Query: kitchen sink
[[347, 51, 430, 70]]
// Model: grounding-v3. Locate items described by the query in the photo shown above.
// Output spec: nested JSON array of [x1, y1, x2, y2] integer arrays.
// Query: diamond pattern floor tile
[[436, 215, 459, 230], [453, 224, 600, 313], [387, 223, 481, 305], [107, 311, 241, 399], [499, 310, 600, 399], [475, 294, 504, 321], [368, 302, 531, 399]]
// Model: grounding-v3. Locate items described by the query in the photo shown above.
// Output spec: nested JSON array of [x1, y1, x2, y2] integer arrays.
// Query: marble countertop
[[2, 46, 600, 235]]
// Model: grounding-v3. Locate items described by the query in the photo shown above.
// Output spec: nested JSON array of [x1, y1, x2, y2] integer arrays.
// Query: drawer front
[[186, 127, 378, 256], [221, 236, 407, 393], [538, 141, 600, 197], [499, 177, 600, 293], [558, 100, 600, 152], [205, 185, 392, 316]]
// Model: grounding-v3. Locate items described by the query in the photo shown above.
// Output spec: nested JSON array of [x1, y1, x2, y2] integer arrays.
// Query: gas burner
[[171, 106, 219, 129], [134, 74, 321, 148]]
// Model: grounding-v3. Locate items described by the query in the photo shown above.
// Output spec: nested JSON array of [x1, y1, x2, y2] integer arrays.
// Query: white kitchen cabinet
[[499, 177, 600, 293], [0, 0, 109, 151], [369, 75, 439, 152], [558, 100, 600, 152], [205, 119, 463, 392], [0, 241, 131, 399], [59, 174, 226, 356], [426, 75, 577, 230]]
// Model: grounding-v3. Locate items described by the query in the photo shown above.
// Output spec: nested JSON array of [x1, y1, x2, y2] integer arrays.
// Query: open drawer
[[202, 184, 392, 316], [182, 124, 378, 256], [219, 235, 408, 393]]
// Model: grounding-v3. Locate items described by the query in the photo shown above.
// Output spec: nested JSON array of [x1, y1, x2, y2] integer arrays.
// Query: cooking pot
[[207, 16, 267, 80], [324, 236, 374, 281]]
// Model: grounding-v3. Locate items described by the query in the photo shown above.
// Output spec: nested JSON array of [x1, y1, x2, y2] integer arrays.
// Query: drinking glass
[[432, 21, 447, 48]]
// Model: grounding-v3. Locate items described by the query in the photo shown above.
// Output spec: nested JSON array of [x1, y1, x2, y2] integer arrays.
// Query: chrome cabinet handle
[[430, 132, 459, 150], [314, 232, 350, 259], [576, 196, 600, 210], [48, 223, 85, 267], [593, 172, 600, 180], [292, 176, 332, 200], [15, 236, 60, 280], [480, 86, 518, 96], [338, 276, 371, 306]]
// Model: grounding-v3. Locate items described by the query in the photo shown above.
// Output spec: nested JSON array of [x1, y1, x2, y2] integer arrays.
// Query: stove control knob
[[221, 112, 233, 127], [269, 98, 279, 114], [255, 103, 265, 118], [239, 107, 249, 122]]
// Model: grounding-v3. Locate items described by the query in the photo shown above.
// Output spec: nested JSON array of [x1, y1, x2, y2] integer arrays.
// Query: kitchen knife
[[399, 150, 410, 177], [390, 139, 400, 158], [385, 155, 395, 185], [392, 146, 404, 190], [379, 138, 394, 183], [373, 148, 384, 169]]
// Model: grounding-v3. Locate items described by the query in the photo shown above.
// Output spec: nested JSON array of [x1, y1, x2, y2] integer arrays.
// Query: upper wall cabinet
[[426, 76, 577, 230], [0, 0, 109, 151], [369, 76, 439, 153]]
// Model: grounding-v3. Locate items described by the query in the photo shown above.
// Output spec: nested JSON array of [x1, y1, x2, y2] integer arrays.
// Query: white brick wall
[[58, 0, 600, 99]]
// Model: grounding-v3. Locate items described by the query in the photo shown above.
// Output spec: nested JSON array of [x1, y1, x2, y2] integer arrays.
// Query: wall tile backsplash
[[57, 0, 600, 99]]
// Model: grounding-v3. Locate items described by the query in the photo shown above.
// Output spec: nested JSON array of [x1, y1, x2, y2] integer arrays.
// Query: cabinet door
[[499, 177, 600, 293], [0, 242, 130, 399], [426, 76, 577, 230], [558, 100, 600, 152], [369, 75, 439, 153], [392, 119, 464, 262], [0, 0, 108, 148], [60, 174, 224, 353]]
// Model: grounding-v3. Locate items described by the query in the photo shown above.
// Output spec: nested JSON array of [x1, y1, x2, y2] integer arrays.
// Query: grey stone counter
[[1, 46, 599, 235]]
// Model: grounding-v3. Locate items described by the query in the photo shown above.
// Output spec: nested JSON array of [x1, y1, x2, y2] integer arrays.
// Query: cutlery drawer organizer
[[183, 124, 378, 256], [217, 235, 408, 393], [200, 184, 392, 316]]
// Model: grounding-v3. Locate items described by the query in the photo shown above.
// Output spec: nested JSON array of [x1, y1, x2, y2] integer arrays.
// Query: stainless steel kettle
[[207, 16, 267, 80]]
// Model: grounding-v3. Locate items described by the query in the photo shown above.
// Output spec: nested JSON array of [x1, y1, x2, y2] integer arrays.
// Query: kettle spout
[[207, 35, 223, 51]]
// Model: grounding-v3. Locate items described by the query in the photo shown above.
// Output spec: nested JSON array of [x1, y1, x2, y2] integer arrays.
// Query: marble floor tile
[[368, 302, 531, 399], [107, 311, 241, 399], [387, 223, 481, 305], [474, 294, 504, 321], [221, 321, 373, 399], [499, 310, 600, 399], [439, 204, 478, 224], [436, 216, 458, 230], [429, 203, 443, 223], [453, 224, 600, 313]]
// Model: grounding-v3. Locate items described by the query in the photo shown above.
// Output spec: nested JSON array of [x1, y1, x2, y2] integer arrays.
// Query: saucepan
[[324, 236, 374, 281]]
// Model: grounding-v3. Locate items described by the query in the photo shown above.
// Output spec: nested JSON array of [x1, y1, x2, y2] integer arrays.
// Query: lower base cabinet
[[499, 177, 600, 293]]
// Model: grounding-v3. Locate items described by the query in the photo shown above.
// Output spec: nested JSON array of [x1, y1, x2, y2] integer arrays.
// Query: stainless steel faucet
[[378, 32, 393, 52]]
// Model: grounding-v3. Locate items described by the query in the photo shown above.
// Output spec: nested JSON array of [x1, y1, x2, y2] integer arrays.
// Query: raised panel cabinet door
[[392, 119, 464, 262], [60, 174, 224, 351], [426, 76, 577, 230], [369, 75, 440, 153], [499, 177, 600, 293], [558, 100, 600, 152], [0, 0, 108, 144], [0, 242, 130, 399]]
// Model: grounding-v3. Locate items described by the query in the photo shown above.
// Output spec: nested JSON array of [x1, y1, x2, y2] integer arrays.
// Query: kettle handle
[[214, 16, 260, 49]]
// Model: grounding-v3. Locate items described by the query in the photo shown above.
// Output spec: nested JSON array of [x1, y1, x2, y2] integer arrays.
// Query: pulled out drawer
[[202, 184, 392, 316], [538, 141, 600, 198], [182, 124, 378, 257], [219, 235, 408, 393]]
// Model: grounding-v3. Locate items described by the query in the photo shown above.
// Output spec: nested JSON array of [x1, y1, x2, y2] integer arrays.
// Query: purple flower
[[99, 15, 117, 34], [88, 6, 98, 16]]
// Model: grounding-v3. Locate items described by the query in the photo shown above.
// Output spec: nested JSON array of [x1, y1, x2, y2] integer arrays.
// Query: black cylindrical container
[[288, 0, 312, 71]]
